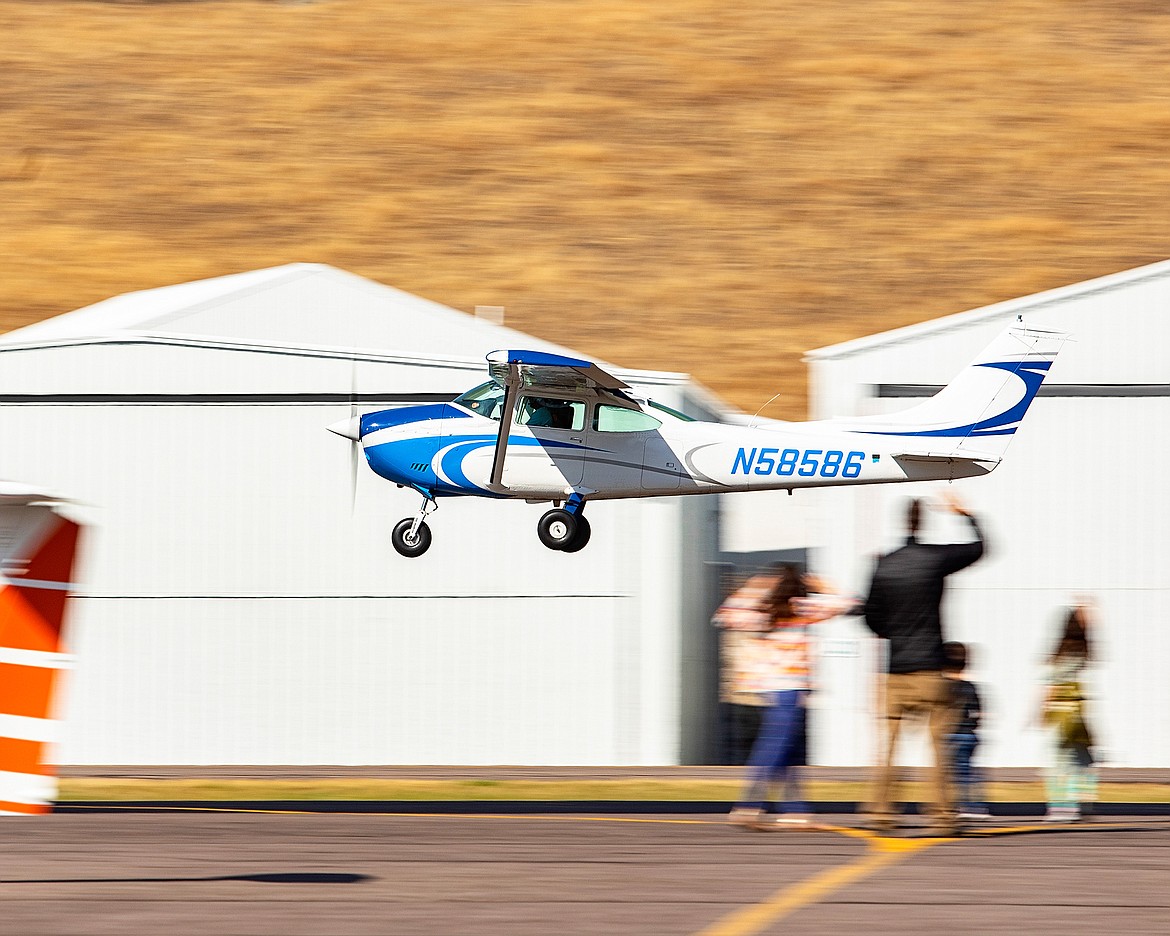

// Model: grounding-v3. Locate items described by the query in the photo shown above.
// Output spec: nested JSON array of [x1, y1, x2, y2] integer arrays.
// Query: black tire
[[537, 509, 577, 550], [392, 518, 432, 558], [561, 515, 591, 553]]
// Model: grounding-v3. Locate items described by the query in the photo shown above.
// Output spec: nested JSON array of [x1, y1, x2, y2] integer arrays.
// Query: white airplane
[[329, 322, 1066, 557]]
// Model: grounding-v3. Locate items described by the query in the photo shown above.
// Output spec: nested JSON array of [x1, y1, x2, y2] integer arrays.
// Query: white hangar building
[[799, 258, 1170, 768], [0, 263, 728, 766]]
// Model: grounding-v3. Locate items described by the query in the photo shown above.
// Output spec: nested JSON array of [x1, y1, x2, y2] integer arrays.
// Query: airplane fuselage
[[360, 400, 992, 503], [331, 326, 1065, 556]]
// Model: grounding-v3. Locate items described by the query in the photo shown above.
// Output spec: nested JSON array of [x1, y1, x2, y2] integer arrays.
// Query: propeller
[[348, 355, 360, 513]]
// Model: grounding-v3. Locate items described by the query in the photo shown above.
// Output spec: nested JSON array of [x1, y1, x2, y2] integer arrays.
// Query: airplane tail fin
[[0, 496, 82, 815], [836, 323, 1069, 464]]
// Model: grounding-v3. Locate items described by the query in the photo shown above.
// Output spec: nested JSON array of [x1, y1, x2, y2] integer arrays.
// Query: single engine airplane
[[328, 322, 1066, 557]]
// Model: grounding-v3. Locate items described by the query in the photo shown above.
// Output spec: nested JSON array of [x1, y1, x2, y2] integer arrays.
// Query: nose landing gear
[[392, 494, 437, 558]]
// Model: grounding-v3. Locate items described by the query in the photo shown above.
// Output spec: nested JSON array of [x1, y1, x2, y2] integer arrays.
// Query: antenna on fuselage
[[748, 392, 783, 428]]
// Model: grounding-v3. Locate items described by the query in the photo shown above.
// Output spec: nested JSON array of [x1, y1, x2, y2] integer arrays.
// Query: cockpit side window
[[453, 381, 506, 420], [516, 395, 585, 431], [593, 404, 662, 433]]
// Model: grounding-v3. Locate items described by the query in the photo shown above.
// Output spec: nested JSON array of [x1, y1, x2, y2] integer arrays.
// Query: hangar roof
[[0, 263, 722, 402], [805, 257, 1170, 363], [0, 263, 591, 365]]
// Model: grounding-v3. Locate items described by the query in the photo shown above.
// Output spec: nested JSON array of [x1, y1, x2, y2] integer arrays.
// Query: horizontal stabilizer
[[892, 451, 1000, 479]]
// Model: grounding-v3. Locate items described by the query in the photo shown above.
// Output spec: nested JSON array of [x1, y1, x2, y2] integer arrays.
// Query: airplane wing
[[485, 350, 628, 392], [484, 350, 627, 488]]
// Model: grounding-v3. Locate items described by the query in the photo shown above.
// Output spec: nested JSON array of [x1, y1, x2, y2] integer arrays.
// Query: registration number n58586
[[731, 448, 865, 478]]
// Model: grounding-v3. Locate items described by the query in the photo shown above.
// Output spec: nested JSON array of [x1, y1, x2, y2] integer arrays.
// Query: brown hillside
[[3, 0, 1169, 417]]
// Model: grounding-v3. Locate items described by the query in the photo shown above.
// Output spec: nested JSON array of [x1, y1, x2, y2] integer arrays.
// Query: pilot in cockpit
[[526, 398, 558, 427], [526, 399, 577, 430]]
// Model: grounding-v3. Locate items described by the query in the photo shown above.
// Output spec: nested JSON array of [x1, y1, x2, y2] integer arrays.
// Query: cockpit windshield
[[647, 400, 696, 422], [453, 380, 506, 420]]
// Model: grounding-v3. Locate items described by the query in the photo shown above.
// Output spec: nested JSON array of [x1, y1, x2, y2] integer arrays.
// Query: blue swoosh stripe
[[367, 434, 591, 495], [439, 438, 497, 491], [437, 436, 590, 492], [858, 360, 1051, 438]]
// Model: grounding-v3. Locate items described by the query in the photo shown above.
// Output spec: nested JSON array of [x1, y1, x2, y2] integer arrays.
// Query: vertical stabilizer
[[836, 324, 1068, 462]]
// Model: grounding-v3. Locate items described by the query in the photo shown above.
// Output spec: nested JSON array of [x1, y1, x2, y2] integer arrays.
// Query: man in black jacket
[[863, 489, 985, 835]]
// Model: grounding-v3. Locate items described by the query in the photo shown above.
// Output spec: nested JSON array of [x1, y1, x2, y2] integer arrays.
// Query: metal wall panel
[[59, 597, 635, 765], [0, 341, 718, 764], [809, 401, 1170, 768], [802, 275, 1170, 767]]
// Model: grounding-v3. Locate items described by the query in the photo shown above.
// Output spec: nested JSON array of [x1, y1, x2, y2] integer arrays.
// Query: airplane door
[[583, 403, 675, 493], [642, 434, 681, 491], [502, 394, 586, 492]]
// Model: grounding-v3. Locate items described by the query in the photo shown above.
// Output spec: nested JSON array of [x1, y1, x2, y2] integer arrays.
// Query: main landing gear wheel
[[392, 518, 432, 558], [561, 515, 591, 553], [537, 508, 578, 551]]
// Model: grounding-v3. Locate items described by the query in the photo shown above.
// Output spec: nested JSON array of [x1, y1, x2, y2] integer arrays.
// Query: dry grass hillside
[[3, 0, 1169, 416]]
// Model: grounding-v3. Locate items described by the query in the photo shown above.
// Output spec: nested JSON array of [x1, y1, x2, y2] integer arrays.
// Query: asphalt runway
[[2, 810, 1169, 936]]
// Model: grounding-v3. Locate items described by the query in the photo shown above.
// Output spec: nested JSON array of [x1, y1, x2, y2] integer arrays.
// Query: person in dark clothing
[[862, 489, 985, 835], [943, 641, 989, 820]]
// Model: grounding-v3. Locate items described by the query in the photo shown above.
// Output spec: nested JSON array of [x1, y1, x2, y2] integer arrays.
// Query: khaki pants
[[870, 671, 956, 827]]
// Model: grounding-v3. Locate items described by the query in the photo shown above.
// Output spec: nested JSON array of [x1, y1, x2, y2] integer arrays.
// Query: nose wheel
[[392, 518, 432, 557], [392, 494, 437, 558]]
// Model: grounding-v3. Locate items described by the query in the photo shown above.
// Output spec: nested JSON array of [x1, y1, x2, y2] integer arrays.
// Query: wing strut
[[483, 349, 626, 490], [489, 368, 522, 489]]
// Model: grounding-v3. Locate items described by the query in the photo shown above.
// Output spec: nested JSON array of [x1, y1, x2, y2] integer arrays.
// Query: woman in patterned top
[[726, 564, 850, 831]]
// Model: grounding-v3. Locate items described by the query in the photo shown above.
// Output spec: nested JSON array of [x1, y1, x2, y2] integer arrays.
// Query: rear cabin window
[[593, 405, 662, 433]]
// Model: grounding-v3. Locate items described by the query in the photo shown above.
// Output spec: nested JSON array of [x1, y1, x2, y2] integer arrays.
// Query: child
[[943, 641, 990, 821], [1041, 603, 1098, 821]]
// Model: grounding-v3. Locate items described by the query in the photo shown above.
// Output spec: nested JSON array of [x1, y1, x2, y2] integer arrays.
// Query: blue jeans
[[949, 731, 985, 812], [738, 689, 809, 814]]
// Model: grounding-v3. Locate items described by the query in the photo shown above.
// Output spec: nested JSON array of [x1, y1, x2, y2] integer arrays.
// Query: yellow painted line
[[61, 805, 1170, 834], [61, 803, 723, 824], [690, 819, 1170, 936], [964, 820, 1165, 837], [377, 811, 720, 826], [62, 803, 315, 816], [694, 831, 943, 936]]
